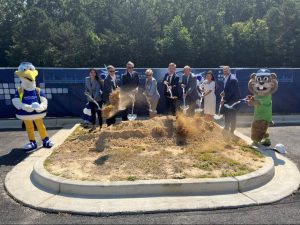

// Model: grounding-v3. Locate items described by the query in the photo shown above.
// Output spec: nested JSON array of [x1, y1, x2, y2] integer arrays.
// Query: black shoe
[[89, 125, 96, 132]]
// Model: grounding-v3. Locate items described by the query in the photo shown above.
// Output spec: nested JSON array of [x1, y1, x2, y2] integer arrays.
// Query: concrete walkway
[[4, 123, 300, 215]]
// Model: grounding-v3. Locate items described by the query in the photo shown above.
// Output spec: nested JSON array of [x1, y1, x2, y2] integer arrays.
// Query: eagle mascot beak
[[15, 62, 38, 82]]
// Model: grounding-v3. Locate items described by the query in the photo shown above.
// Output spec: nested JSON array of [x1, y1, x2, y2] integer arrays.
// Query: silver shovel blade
[[195, 108, 203, 113], [214, 114, 223, 120], [127, 113, 137, 121], [180, 105, 190, 111]]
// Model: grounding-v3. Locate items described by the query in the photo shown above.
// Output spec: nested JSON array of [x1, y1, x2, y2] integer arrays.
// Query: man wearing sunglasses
[[121, 61, 140, 121], [103, 65, 119, 126], [163, 62, 179, 116]]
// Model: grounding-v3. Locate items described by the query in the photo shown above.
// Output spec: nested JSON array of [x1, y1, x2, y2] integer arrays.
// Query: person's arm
[[85, 77, 90, 93], [94, 81, 101, 101], [121, 73, 127, 87], [163, 73, 170, 84], [224, 80, 238, 102], [171, 76, 179, 97], [135, 72, 140, 87], [204, 81, 215, 96], [186, 76, 197, 96], [181, 76, 186, 87], [99, 79, 104, 90], [173, 76, 179, 87], [148, 80, 157, 97], [103, 78, 111, 103]]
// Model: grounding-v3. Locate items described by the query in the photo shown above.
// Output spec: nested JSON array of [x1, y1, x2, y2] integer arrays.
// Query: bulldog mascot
[[12, 62, 54, 153]]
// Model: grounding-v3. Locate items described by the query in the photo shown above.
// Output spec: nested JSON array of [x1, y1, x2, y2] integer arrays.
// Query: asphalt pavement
[[0, 126, 300, 224]]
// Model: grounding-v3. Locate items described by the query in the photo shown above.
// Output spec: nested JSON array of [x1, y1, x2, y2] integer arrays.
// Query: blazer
[[163, 73, 179, 97], [145, 77, 160, 102], [121, 71, 140, 92], [85, 77, 102, 102], [181, 73, 199, 101], [223, 74, 241, 105], [102, 75, 119, 103]]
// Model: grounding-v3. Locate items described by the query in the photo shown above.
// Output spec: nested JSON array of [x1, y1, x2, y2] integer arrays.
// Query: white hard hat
[[274, 143, 287, 154]]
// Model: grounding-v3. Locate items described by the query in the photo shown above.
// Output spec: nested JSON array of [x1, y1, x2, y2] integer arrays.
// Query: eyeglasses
[[127, 67, 134, 69], [146, 75, 152, 77]]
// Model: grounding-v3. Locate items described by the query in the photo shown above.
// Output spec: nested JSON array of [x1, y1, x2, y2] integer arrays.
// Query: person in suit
[[181, 66, 199, 116], [163, 62, 179, 115], [220, 66, 241, 134], [144, 69, 160, 118], [85, 68, 103, 130], [103, 65, 119, 126], [121, 61, 140, 121]]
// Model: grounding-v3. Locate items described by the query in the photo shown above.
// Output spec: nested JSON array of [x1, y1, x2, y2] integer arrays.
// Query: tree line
[[1, 0, 300, 68]]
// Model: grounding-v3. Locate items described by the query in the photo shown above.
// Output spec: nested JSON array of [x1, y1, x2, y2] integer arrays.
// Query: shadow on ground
[[0, 148, 29, 167]]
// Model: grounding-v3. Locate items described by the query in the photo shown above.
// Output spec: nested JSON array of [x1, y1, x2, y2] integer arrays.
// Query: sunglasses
[[127, 67, 134, 69], [109, 70, 115, 73], [146, 75, 152, 77]]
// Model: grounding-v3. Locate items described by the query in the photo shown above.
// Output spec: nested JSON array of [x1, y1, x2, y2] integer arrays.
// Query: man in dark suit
[[121, 61, 140, 121], [221, 66, 241, 134], [103, 65, 119, 126], [181, 66, 199, 116], [163, 62, 179, 115]]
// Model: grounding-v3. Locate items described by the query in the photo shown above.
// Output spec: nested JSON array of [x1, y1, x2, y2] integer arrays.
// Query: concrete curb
[[4, 123, 300, 215]]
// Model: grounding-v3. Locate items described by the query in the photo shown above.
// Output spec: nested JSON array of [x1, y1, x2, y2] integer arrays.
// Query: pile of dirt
[[45, 114, 265, 182]]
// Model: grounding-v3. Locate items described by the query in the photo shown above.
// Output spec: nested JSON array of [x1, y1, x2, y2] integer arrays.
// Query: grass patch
[[126, 176, 137, 181], [240, 145, 264, 158]]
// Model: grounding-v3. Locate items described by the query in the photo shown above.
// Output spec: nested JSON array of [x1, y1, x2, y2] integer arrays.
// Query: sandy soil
[[45, 114, 265, 181]]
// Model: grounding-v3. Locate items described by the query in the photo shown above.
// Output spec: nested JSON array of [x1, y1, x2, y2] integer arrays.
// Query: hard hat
[[256, 68, 271, 77], [274, 143, 287, 154]]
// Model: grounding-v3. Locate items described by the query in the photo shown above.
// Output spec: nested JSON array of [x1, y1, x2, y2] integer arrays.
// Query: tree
[[1, 0, 300, 67], [158, 15, 192, 67], [0, 0, 24, 66]]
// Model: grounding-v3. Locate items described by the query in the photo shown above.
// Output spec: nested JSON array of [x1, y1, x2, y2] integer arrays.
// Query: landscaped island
[[45, 114, 264, 182]]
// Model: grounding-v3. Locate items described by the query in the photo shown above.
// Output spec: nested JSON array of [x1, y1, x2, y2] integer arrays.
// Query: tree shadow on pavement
[[0, 148, 29, 167]]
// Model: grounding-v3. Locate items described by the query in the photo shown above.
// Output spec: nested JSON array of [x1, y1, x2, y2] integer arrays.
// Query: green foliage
[[1, 0, 300, 67]]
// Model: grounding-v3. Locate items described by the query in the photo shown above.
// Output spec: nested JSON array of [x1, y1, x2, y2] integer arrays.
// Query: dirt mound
[[96, 113, 217, 149], [45, 115, 265, 182]]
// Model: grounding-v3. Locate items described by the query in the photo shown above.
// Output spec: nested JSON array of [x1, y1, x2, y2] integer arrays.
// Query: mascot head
[[15, 62, 38, 90], [248, 69, 278, 96]]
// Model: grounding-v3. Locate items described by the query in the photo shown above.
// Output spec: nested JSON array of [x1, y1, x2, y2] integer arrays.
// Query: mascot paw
[[31, 103, 44, 112], [23, 141, 38, 153], [21, 103, 34, 113], [43, 137, 54, 148], [31, 102, 40, 109]]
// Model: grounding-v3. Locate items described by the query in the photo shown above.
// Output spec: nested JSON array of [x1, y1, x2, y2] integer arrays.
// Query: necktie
[[168, 75, 172, 83]]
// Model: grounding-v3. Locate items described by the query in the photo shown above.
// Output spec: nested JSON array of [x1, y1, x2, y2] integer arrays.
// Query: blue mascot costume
[[12, 62, 54, 153]]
